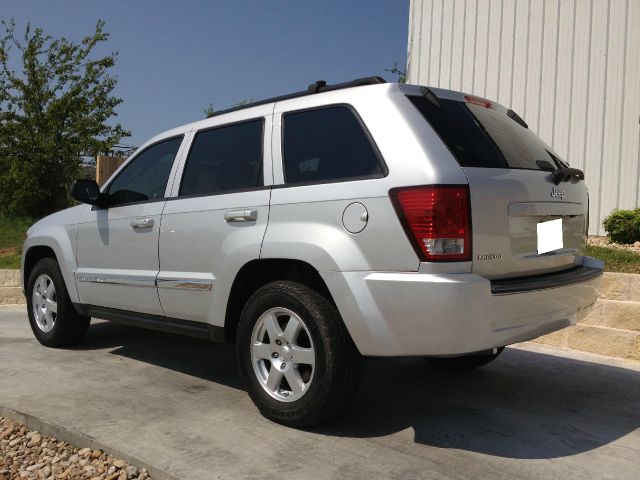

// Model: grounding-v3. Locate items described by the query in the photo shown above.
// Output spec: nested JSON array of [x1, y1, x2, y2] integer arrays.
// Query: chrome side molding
[[76, 273, 156, 287], [76, 271, 214, 291], [156, 278, 213, 291]]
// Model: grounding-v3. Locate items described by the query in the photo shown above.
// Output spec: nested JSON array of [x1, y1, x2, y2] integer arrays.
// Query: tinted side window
[[283, 106, 383, 184], [180, 119, 263, 197], [107, 136, 182, 204]]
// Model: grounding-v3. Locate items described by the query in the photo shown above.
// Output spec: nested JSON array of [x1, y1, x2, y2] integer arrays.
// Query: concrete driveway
[[1, 305, 639, 480]]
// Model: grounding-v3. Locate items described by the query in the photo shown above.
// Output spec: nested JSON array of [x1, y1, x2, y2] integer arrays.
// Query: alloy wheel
[[250, 307, 316, 402], [32, 274, 57, 333]]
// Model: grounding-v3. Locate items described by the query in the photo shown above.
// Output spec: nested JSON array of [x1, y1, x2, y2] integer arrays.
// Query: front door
[[75, 136, 186, 315]]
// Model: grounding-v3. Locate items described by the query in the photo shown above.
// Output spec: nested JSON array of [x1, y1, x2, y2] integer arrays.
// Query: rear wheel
[[26, 258, 90, 347], [236, 281, 360, 427], [425, 347, 505, 371]]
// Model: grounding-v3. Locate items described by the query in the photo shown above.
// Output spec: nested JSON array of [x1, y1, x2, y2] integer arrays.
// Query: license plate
[[537, 218, 563, 254]]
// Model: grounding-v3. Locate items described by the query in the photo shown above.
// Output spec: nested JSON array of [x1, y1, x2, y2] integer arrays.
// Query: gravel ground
[[0, 417, 151, 480], [588, 235, 640, 254]]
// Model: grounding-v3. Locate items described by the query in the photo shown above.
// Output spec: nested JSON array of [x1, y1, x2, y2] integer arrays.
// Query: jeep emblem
[[551, 187, 565, 199]]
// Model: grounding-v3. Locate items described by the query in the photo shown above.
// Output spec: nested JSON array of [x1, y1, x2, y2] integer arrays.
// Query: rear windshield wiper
[[536, 160, 584, 184], [550, 167, 584, 185]]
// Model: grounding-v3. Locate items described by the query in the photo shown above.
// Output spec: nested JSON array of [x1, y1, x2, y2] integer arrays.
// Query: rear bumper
[[490, 264, 602, 294], [321, 257, 603, 357]]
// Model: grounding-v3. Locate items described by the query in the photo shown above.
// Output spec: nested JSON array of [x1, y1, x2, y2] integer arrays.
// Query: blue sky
[[2, 1, 409, 147]]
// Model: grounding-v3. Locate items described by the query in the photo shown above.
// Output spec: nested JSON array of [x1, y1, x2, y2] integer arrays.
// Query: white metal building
[[407, 0, 640, 235]]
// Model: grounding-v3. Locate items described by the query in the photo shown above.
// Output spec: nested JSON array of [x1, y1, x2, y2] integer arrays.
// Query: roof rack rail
[[208, 76, 387, 118], [308, 76, 386, 93]]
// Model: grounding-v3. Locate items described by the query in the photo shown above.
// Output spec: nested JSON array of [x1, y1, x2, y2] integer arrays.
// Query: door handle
[[224, 209, 258, 222], [130, 217, 154, 229]]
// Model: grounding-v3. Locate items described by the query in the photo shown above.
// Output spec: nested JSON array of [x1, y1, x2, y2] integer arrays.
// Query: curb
[[532, 323, 640, 360], [0, 269, 20, 287], [533, 273, 640, 359], [0, 406, 179, 480], [0, 286, 25, 305], [0, 270, 24, 305]]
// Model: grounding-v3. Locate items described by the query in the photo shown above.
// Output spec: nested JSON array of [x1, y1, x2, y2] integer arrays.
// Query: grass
[[586, 244, 640, 274], [0, 215, 33, 270], [0, 251, 21, 269]]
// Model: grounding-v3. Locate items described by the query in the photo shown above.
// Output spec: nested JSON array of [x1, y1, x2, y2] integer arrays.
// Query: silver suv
[[21, 77, 603, 426]]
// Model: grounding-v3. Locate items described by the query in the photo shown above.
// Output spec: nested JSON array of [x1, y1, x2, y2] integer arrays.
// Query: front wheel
[[236, 281, 360, 427], [425, 347, 505, 371], [26, 258, 90, 347]]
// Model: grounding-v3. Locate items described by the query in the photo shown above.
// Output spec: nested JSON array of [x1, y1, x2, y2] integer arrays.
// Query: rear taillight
[[390, 185, 472, 262]]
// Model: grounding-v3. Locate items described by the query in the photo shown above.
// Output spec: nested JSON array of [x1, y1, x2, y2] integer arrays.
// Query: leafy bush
[[602, 208, 640, 244]]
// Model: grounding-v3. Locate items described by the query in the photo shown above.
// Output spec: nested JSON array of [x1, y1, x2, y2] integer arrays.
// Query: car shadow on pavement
[[74, 320, 244, 390], [77, 321, 639, 461], [319, 348, 640, 460]]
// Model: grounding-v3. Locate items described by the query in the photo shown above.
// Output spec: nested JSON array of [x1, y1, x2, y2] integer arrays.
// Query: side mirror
[[71, 179, 102, 205]]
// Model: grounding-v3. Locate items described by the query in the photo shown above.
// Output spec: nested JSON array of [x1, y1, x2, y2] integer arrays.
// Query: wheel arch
[[22, 232, 80, 304], [23, 245, 58, 291], [223, 258, 337, 343]]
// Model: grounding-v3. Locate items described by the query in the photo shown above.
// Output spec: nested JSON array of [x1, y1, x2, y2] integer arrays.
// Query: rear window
[[180, 119, 263, 197], [408, 95, 562, 171]]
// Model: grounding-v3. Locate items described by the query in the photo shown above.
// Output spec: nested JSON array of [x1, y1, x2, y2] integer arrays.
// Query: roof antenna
[[308, 80, 327, 93]]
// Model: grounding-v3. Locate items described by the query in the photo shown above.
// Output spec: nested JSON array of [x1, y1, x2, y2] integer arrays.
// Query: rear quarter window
[[282, 106, 385, 184]]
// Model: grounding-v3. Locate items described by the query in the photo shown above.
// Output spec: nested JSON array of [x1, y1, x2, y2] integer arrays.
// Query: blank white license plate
[[537, 218, 564, 254]]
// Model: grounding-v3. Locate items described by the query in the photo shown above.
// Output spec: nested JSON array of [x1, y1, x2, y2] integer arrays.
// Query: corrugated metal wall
[[407, 0, 640, 235]]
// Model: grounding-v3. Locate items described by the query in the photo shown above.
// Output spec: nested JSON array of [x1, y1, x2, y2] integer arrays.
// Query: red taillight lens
[[390, 186, 471, 262]]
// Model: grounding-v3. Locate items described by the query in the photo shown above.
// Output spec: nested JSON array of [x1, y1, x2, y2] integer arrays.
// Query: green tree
[[385, 63, 406, 83], [203, 102, 216, 118], [0, 19, 129, 218]]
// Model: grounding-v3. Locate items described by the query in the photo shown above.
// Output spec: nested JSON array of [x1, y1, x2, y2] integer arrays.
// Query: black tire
[[425, 347, 505, 371], [26, 258, 90, 347], [236, 281, 361, 428]]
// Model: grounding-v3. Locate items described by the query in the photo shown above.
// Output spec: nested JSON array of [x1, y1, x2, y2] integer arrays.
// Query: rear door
[[407, 91, 587, 279], [157, 107, 272, 324]]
